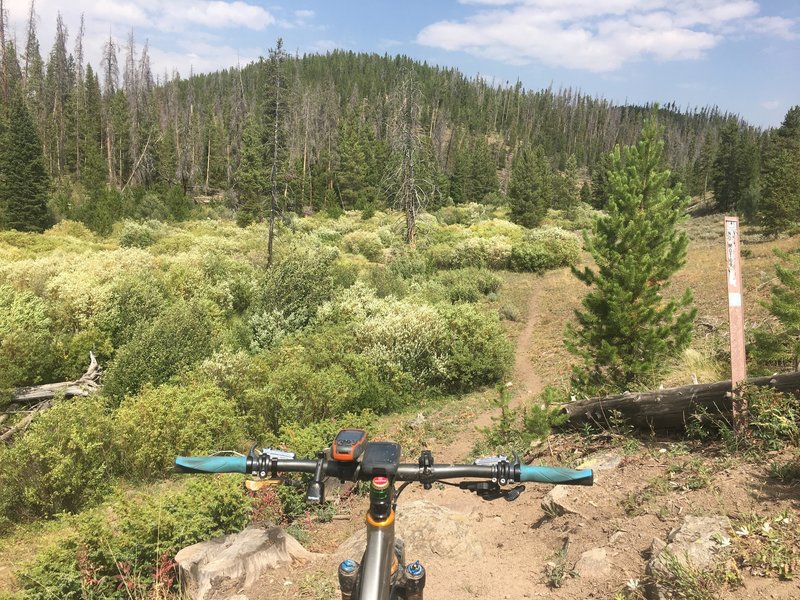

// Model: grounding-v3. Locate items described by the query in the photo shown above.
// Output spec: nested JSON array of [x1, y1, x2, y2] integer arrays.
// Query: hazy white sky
[[5, 0, 798, 127]]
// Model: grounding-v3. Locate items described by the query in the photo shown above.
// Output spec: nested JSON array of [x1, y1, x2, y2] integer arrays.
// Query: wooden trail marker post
[[725, 216, 747, 433]]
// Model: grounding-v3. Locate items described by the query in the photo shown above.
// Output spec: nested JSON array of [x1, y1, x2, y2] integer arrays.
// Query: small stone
[[541, 485, 582, 516], [648, 515, 732, 579], [608, 530, 626, 544], [407, 412, 426, 429], [574, 547, 612, 579], [577, 451, 623, 471]]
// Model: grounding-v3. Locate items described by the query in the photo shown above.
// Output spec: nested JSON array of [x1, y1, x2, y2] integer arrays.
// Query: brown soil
[[243, 217, 800, 600]]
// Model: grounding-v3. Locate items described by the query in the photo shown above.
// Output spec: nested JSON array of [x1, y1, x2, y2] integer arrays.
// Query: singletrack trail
[[510, 273, 546, 404], [433, 269, 559, 464]]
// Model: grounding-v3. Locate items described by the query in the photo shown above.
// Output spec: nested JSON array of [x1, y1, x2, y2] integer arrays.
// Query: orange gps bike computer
[[333, 429, 367, 462]]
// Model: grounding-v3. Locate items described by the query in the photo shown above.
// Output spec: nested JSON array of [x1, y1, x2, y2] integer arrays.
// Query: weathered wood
[[562, 371, 800, 430], [10, 352, 100, 404], [0, 400, 52, 443]]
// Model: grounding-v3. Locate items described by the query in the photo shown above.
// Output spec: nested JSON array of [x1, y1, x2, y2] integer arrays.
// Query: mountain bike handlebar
[[174, 455, 593, 486]]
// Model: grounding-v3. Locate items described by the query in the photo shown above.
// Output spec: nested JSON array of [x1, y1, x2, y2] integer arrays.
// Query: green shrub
[[19, 476, 252, 599], [0, 285, 55, 390], [118, 220, 156, 248], [51, 327, 114, 381], [0, 397, 115, 526], [341, 230, 384, 262], [249, 243, 341, 348], [426, 235, 513, 271], [95, 270, 169, 348], [510, 228, 580, 272], [425, 242, 458, 269], [435, 203, 490, 226], [431, 268, 502, 304], [387, 248, 430, 279], [747, 387, 799, 450], [355, 300, 448, 388], [43, 219, 96, 241], [362, 264, 407, 298], [240, 326, 402, 434], [116, 382, 245, 479], [103, 301, 218, 400], [438, 303, 513, 391]]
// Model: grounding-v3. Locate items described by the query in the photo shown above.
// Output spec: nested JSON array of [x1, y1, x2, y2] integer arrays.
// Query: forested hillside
[[2, 5, 794, 237]]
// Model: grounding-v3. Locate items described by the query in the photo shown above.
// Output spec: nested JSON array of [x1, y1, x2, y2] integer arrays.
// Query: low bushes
[[0, 397, 115, 527], [510, 227, 580, 272], [115, 383, 245, 479], [19, 476, 251, 599], [103, 300, 218, 400], [341, 230, 385, 262], [0, 285, 54, 390]]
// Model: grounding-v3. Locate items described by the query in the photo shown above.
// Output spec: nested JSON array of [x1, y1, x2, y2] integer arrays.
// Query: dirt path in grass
[[510, 274, 546, 406], [434, 269, 564, 463]]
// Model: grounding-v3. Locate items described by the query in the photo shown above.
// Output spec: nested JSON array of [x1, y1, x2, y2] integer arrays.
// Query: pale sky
[[5, 0, 798, 127]]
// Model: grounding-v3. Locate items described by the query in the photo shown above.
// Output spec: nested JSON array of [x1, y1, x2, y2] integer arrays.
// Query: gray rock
[[175, 526, 317, 600], [577, 451, 623, 471], [574, 547, 612, 579], [647, 515, 731, 579], [338, 500, 482, 561], [541, 485, 583, 517]]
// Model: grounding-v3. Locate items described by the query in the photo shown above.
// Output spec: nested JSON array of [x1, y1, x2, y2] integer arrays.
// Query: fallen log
[[1, 354, 101, 443], [11, 352, 101, 404], [562, 371, 800, 430]]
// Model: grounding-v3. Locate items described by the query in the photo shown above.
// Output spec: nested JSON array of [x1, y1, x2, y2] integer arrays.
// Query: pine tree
[[469, 138, 499, 201], [508, 144, 551, 228], [565, 114, 696, 394], [753, 250, 800, 372], [759, 106, 800, 234], [335, 112, 368, 209], [590, 150, 613, 209], [711, 120, 761, 214], [0, 83, 51, 231], [235, 114, 265, 226], [553, 153, 579, 209]]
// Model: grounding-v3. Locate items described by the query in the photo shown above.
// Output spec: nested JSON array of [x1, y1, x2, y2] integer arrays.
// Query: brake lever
[[459, 481, 526, 502]]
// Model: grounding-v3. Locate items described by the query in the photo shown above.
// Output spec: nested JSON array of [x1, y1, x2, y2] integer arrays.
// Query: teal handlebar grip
[[519, 465, 593, 486], [174, 455, 248, 474]]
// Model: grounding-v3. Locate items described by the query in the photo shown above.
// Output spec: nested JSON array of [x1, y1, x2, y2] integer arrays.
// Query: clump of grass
[[768, 457, 800, 483], [622, 476, 671, 516], [734, 511, 799, 580], [544, 544, 573, 588], [649, 550, 740, 600]]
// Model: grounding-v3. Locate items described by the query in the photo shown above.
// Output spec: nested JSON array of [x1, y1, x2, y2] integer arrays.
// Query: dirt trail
[[510, 275, 545, 404], [435, 270, 552, 463]]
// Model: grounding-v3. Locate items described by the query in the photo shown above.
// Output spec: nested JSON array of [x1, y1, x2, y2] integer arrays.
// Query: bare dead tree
[[101, 33, 118, 184], [263, 38, 287, 267], [385, 73, 434, 245]]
